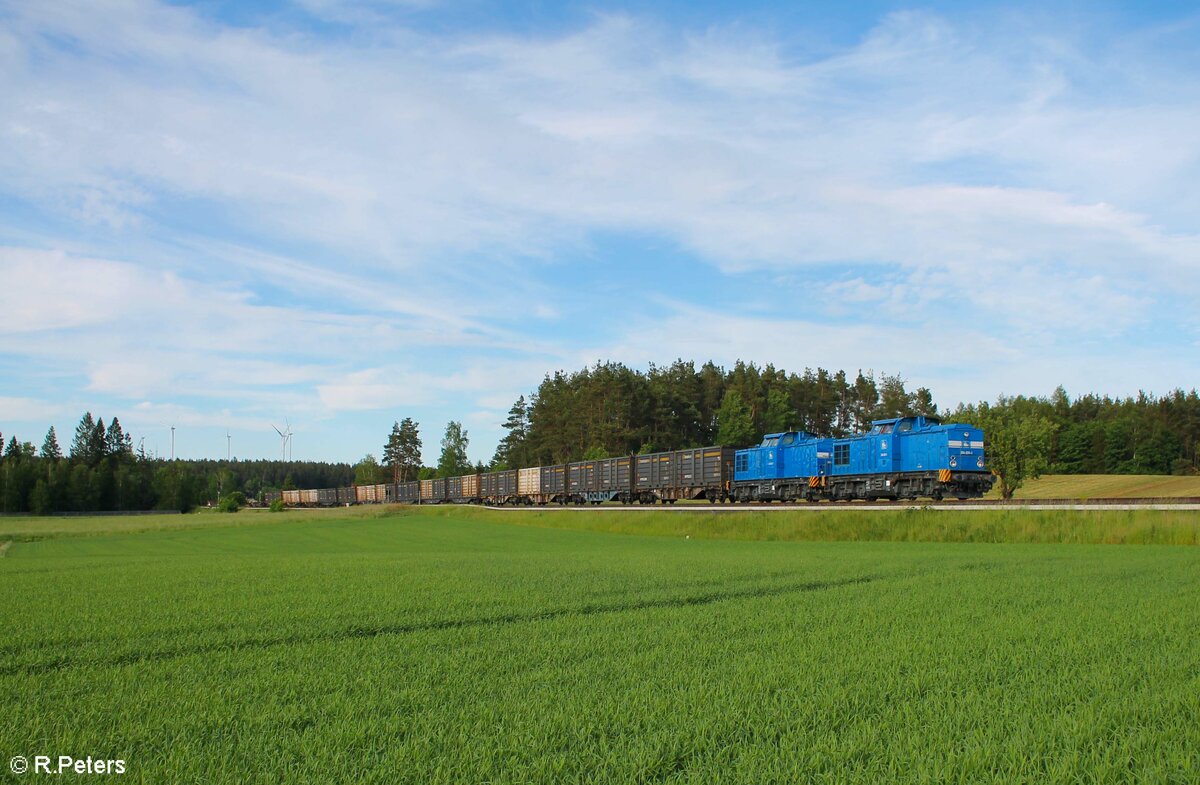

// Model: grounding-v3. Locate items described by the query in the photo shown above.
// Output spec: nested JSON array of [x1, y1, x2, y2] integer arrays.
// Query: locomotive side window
[[735, 454, 748, 472], [834, 444, 850, 466]]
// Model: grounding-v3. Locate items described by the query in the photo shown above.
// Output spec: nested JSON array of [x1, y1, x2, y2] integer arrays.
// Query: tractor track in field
[[0, 573, 886, 677]]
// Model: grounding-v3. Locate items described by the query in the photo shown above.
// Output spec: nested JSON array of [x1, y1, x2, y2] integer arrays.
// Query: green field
[[984, 473, 1200, 499], [3, 509, 1198, 783]]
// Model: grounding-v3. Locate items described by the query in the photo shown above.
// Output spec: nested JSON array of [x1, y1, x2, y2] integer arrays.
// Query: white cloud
[[3, 4, 1196, 308], [585, 302, 1191, 412], [0, 248, 144, 333], [0, 3, 1198, 459], [317, 369, 437, 411], [0, 396, 66, 423]]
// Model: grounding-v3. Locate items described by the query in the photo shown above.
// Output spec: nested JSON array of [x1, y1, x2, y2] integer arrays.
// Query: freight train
[[265, 415, 993, 506]]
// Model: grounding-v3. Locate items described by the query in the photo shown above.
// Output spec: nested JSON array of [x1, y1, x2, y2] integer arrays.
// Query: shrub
[[269, 498, 286, 513], [217, 491, 247, 513]]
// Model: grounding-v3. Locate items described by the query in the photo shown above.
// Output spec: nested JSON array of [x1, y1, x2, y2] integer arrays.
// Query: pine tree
[[89, 417, 107, 463], [41, 427, 62, 460], [851, 372, 879, 431], [383, 418, 422, 482], [492, 396, 529, 468], [105, 417, 132, 459], [877, 374, 914, 419], [383, 422, 403, 482], [71, 412, 97, 464], [912, 388, 937, 417]]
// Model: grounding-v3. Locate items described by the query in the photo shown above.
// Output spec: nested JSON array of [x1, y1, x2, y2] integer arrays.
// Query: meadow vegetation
[[2, 507, 1197, 783]]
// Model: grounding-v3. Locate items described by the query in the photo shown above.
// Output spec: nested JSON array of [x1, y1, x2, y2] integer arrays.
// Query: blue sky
[[1, 0, 1198, 464]]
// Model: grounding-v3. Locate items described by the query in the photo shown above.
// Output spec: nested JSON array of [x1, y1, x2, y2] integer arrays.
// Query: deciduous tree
[[354, 454, 384, 485], [716, 389, 756, 447], [958, 396, 1057, 499], [762, 388, 796, 434], [437, 422, 471, 478]]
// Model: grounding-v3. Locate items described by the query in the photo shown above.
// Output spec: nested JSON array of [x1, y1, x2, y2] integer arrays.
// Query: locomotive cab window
[[735, 454, 748, 472], [834, 443, 850, 466], [897, 418, 914, 432], [781, 433, 796, 446]]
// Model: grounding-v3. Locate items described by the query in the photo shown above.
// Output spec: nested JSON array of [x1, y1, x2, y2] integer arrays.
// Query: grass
[[0, 505, 379, 542], [476, 505, 1200, 545], [984, 473, 1200, 499], [7, 501, 1200, 547], [2, 509, 1198, 783]]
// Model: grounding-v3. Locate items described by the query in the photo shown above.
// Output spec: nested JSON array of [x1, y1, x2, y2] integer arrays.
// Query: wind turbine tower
[[272, 423, 290, 462]]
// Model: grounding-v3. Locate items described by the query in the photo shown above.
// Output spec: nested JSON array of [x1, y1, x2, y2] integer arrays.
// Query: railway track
[[480, 497, 1200, 512]]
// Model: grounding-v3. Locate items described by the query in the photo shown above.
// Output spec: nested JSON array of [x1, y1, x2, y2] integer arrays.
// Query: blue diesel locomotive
[[732, 416, 993, 502]]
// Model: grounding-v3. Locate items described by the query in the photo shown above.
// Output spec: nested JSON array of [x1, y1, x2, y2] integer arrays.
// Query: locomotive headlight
[[976, 457, 984, 468], [949, 456, 957, 468]]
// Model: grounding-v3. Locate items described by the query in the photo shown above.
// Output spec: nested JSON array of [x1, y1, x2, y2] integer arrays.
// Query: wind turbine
[[285, 418, 294, 462], [272, 422, 290, 462]]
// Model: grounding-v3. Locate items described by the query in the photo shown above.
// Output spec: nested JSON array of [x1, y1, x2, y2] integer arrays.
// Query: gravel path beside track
[[480, 501, 1200, 512]]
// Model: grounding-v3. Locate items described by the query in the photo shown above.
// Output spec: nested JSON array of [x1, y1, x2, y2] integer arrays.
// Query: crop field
[[982, 473, 1200, 499], [2, 508, 1198, 783]]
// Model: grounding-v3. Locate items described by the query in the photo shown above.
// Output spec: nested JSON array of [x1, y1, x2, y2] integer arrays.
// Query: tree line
[[0, 412, 352, 514], [491, 360, 937, 468], [7, 362, 1198, 512], [361, 361, 1198, 497], [951, 387, 1200, 497], [355, 417, 477, 484]]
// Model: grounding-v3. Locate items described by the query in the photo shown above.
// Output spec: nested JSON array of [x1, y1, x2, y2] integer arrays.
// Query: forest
[[2, 360, 1198, 513], [490, 361, 1200, 479], [0, 413, 351, 514]]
